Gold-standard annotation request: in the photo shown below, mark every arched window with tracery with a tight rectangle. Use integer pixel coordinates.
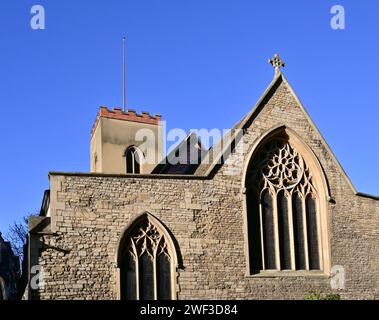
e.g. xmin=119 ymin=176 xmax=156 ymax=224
xmin=246 ymin=135 xmax=324 ymax=273
xmin=119 ymin=215 xmax=176 ymax=300
xmin=125 ymin=146 xmax=141 ymax=174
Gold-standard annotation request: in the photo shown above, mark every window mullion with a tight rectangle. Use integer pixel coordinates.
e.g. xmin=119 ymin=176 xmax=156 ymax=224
xmin=131 ymin=239 xmax=139 ymax=300
xmin=153 ymin=238 xmax=161 ymax=300
xmin=132 ymin=153 xmax=135 ymax=174
xmin=273 ymin=190 xmax=281 ymax=270
xmin=135 ymin=153 xmax=138 ymax=173
xmin=153 ymin=254 xmax=157 ymax=300
xmin=259 ymin=198 xmax=266 ymax=270
xmin=288 ymin=191 xmax=296 ymax=271
xmin=301 ymin=196 xmax=310 ymax=271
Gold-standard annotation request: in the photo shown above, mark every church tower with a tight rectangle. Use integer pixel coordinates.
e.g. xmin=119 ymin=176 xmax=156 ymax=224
xmin=90 ymin=106 xmax=163 ymax=174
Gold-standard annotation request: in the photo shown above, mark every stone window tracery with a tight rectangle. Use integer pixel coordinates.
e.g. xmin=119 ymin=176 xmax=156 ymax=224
xmin=120 ymin=218 xmax=172 ymax=300
xmin=246 ymin=138 xmax=321 ymax=272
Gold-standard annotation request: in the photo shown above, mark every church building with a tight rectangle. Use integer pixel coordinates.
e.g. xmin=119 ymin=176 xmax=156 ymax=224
xmin=26 ymin=55 xmax=378 ymax=300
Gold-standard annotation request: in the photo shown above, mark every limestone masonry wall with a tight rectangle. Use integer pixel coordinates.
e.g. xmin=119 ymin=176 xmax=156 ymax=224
xmin=32 ymin=78 xmax=378 ymax=300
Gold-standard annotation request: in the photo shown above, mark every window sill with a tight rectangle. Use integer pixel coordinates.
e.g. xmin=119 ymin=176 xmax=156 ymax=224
xmin=246 ymin=270 xmax=329 ymax=278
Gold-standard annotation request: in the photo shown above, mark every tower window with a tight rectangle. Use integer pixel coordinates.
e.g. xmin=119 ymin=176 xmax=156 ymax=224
xmin=125 ymin=146 xmax=141 ymax=174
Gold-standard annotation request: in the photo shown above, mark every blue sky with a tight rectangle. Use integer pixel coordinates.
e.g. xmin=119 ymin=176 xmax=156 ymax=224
xmin=0 ymin=0 xmax=378 ymax=234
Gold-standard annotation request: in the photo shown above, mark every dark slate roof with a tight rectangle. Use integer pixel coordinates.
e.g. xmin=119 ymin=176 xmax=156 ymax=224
xmin=152 ymin=132 xmax=206 ymax=174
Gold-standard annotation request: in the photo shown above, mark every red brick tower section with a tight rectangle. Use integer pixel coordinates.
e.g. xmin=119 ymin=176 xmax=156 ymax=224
xmin=91 ymin=106 xmax=162 ymax=138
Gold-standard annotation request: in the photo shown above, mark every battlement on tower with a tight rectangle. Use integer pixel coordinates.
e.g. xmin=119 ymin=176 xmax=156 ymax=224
xmin=91 ymin=106 xmax=162 ymax=138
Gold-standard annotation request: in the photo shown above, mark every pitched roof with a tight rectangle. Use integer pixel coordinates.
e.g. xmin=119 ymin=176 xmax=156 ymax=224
xmin=192 ymin=71 xmax=378 ymax=199
xmin=194 ymin=71 xmax=283 ymax=176
xmin=152 ymin=132 xmax=206 ymax=174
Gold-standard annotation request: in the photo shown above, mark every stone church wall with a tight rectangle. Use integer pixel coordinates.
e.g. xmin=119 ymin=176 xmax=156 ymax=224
xmin=31 ymin=77 xmax=378 ymax=300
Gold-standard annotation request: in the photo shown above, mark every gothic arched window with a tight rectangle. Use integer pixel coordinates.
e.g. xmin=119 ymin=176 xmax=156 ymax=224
xmin=246 ymin=137 xmax=323 ymax=273
xmin=125 ymin=146 xmax=141 ymax=174
xmin=119 ymin=216 xmax=175 ymax=300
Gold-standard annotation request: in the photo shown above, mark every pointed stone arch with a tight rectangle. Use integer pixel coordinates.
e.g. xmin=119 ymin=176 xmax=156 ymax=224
xmin=242 ymin=125 xmax=331 ymax=276
xmin=116 ymin=212 xmax=178 ymax=300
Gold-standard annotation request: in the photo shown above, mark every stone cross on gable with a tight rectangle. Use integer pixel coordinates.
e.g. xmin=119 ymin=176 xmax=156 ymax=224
xmin=269 ymin=54 xmax=285 ymax=74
